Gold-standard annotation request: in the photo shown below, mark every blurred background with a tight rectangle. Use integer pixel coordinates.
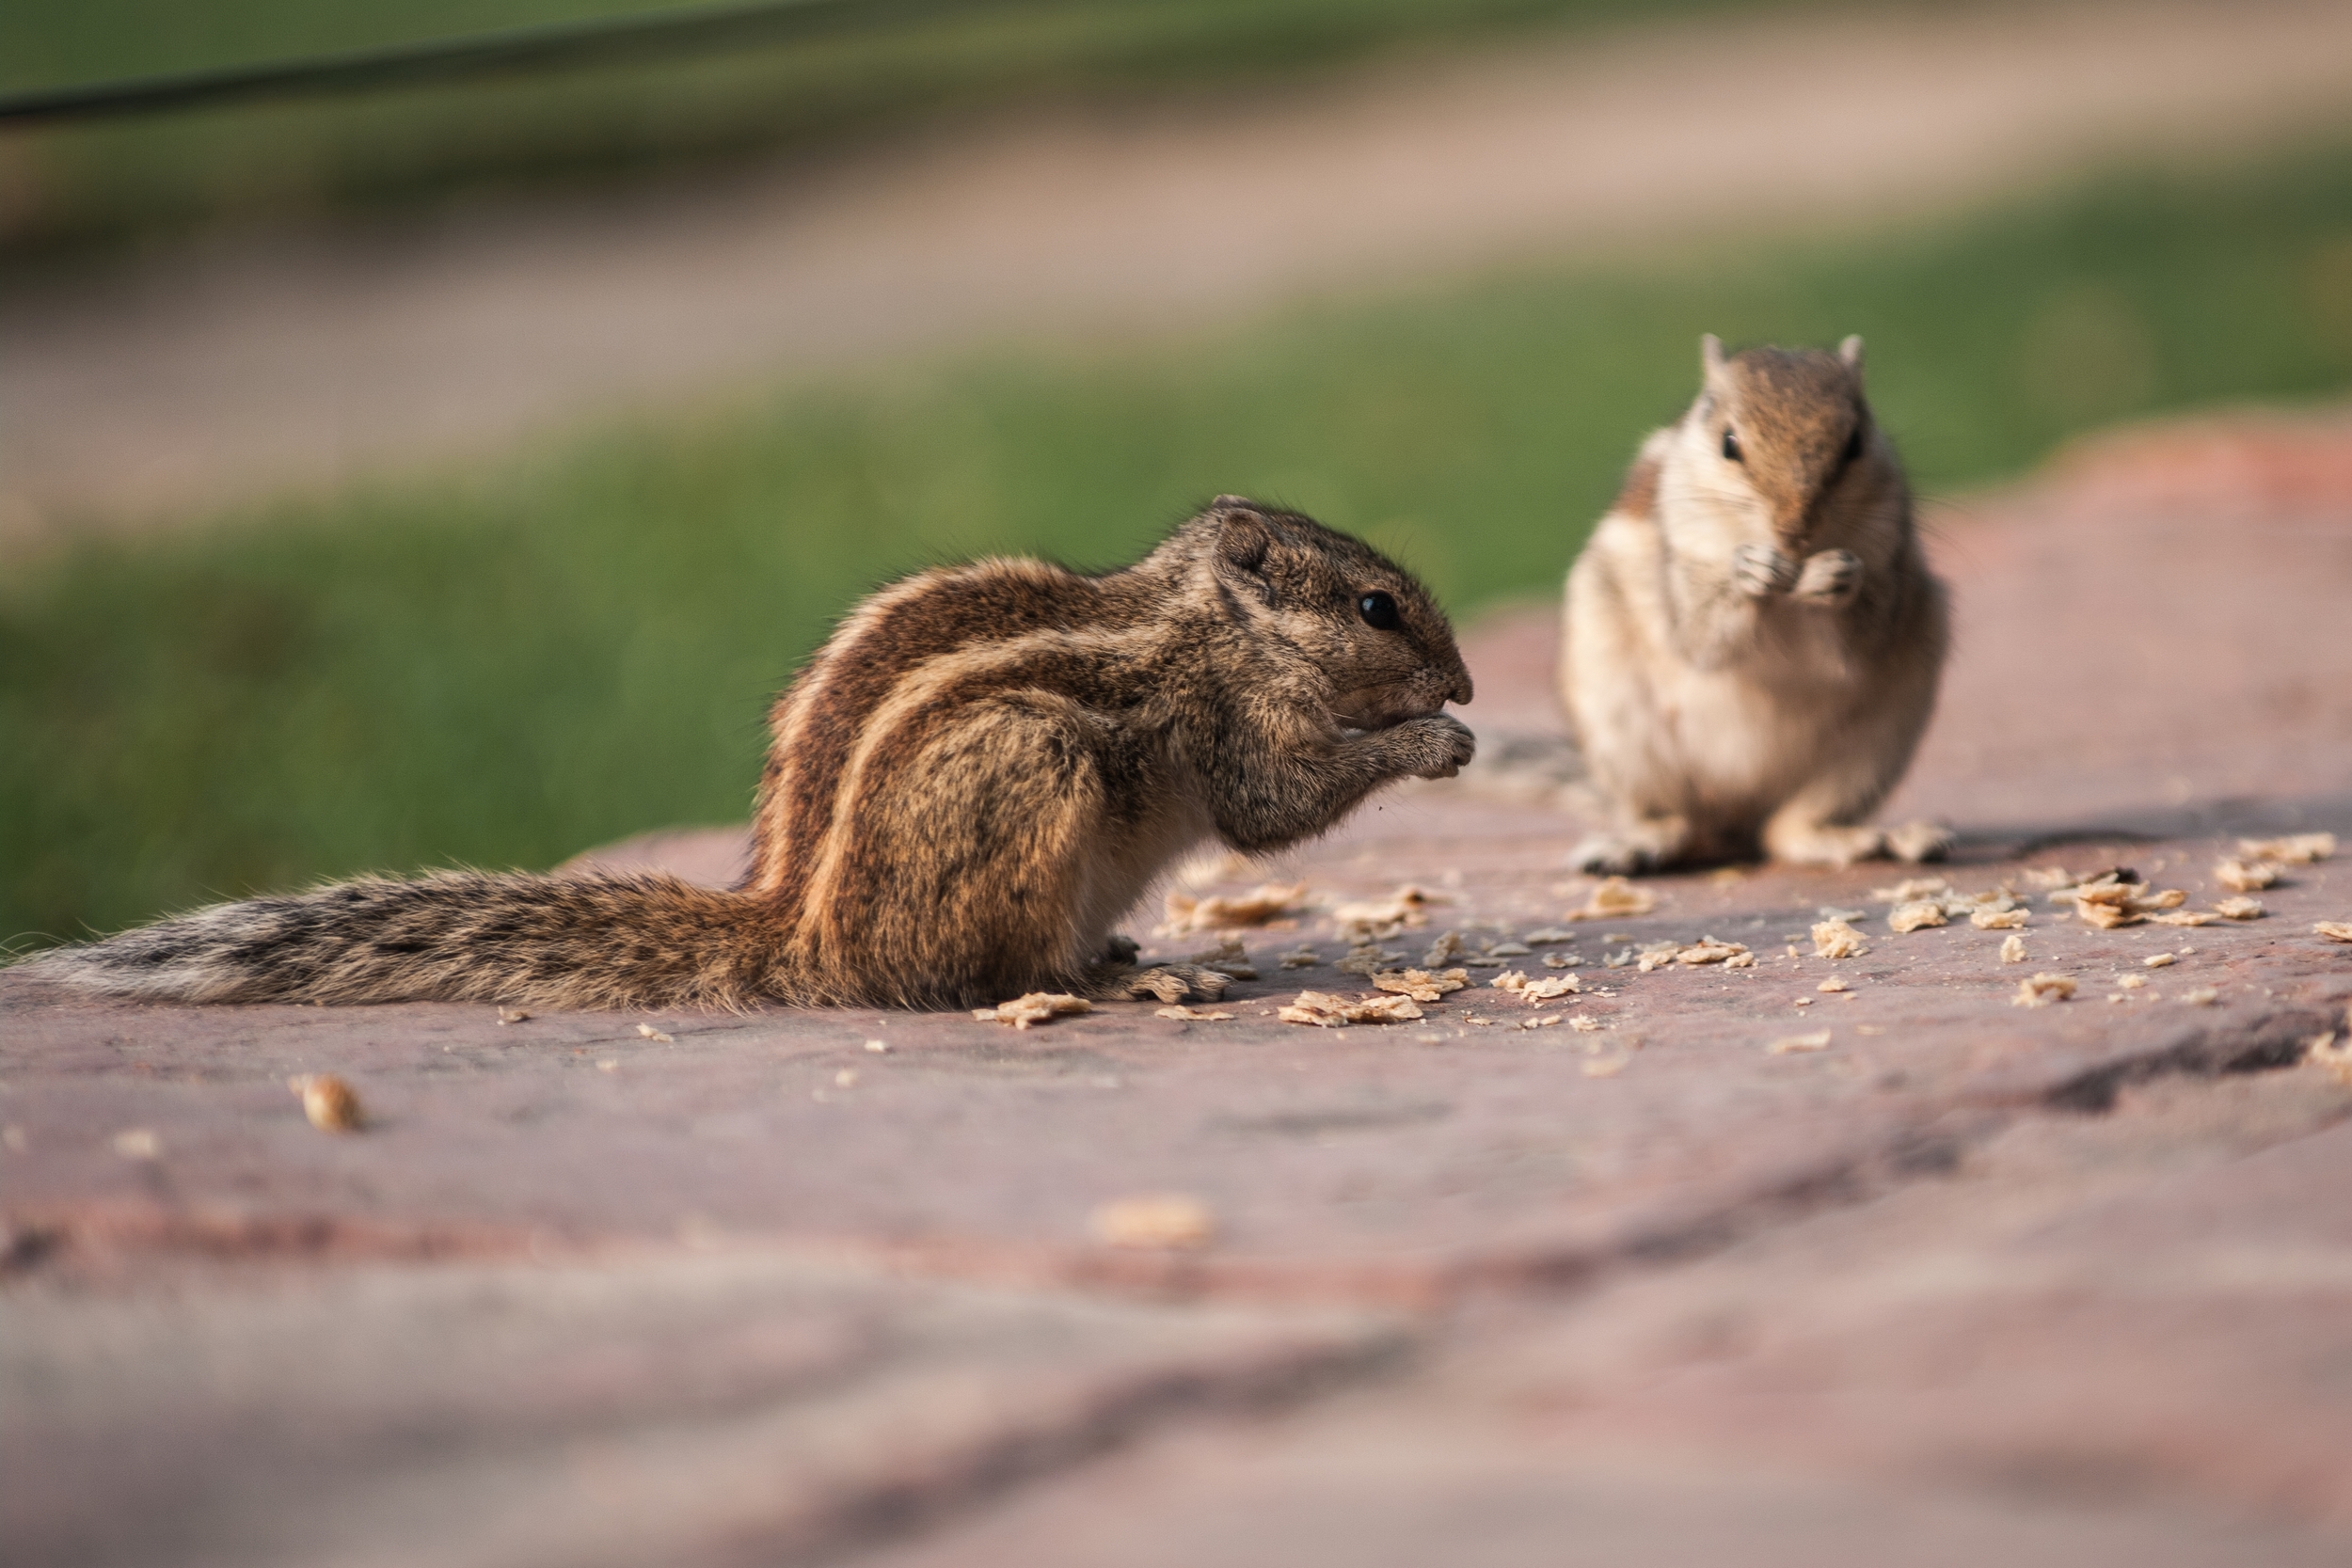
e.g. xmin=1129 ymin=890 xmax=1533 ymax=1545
xmin=5 ymin=0 xmax=2351 ymax=946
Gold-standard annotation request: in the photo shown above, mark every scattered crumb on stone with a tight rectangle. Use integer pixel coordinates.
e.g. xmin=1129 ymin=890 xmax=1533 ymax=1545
xmin=2068 ymin=872 xmax=2190 ymax=928
xmin=1421 ymin=930 xmax=1467 ymax=966
xmin=1888 ymin=900 xmax=1947 ymax=934
xmin=2145 ymin=910 xmax=2220 ymax=927
xmin=2014 ymin=973 xmax=2076 ymax=1007
xmin=1494 ymin=971 xmax=1580 ymax=1002
xmin=1582 ymin=1054 xmax=1629 ymax=1077
xmin=1812 ymin=918 xmax=1868 ymax=959
xmin=1819 ymin=906 xmax=1870 ymax=923
xmin=597 ymin=1059 xmax=619 ymax=1072
xmin=1523 ymin=927 xmax=1579 ymax=945
xmin=975 ymin=993 xmax=1092 ymax=1029
xmin=289 ymin=1073 xmax=363 ymax=1132
xmin=496 ymin=1006 xmax=531 ymax=1025
xmin=1279 ymin=990 xmax=1424 ymax=1027
xmin=1162 ymin=881 xmax=1309 ymax=934
xmin=834 ymin=1069 xmax=859 ymax=1088
xmin=1566 ymin=877 xmax=1657 ymax=921
xmin=2144 ymin=953 xmax=2177 ymax=969
xmin=2215 ymin=858 xmax=2280 ymax=894
xmin=2178 ymin=986 xmax=2220 ymax=1006
xmin=865 ymin=1039 xmax=889 ymax=1053
xmin=1374 ymin=967 xmax=1470 ymax=1002
xmin=1155 ymin=1005 xmax=1236 ymax=1021
xmin=111 ymin=1128 xmax=160 ymax=1160
xmin=1818 ymin=977 xmax=1849 ymax=993
xmin=1768 ymin=1030 xmax=1832 ymax=1053
xmin=1724 ymin=952 xmax=1756 ymax=969
xmin=1872 ymin=876 xmax=1950 ymax=903
xmin=2316 ymin=922 xmax=2352 ymax=943
xmin=2000 ymin=934 xmax=2027 ymax=965
xmin=2118 ymin=974 xmax=2149 ymax=989
xmin=2017 ymin=866 xmax=2078 ymax=890
xmin=1336 ymin=943 xmax=1407 ymax=977
xmin=1856 ymin=1025 xmax=1886 ymax=1037
xmin=637 ymin=1024 xmax=674 ymax=1042
xmin=1278 ymin=946 xmax=1321 ymax=969
xmin=1330 ymin=885 xmax=1448 ymax=942
xmin=1185 ymin=936 xmax=1259 ymax=979
xmin=1091 ymin=1194 xmax=1215 ymax=1250
xmin=1677 ymin=937 xmax=1751 ymax=966
xmin=1569 ymin=1015 xmax=1601 ymax=1032
xmin=2240 ymin=832 xmax=2335 ymax=863
xmin=1971 ymin=907 xmax=2028 ymax=929
xmin=2215 ymin=897 xmax=2265 ymax=921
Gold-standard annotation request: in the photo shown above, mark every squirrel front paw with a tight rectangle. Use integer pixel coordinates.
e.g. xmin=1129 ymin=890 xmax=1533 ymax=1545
xmin=1732 ymin=544 xmax=1801 ymax=599
xmin=1793 ymin=548 xmax=1862 ymax=605
xmin=1391 ymin=713 xmax=1477 ymax=780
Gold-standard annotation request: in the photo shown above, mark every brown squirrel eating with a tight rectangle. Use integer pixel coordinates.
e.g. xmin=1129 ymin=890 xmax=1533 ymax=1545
xmin=22 ymin=499 xmax=1473 ymax=1010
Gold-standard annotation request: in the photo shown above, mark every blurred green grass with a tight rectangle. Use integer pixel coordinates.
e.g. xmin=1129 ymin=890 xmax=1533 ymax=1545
xmin=8 ymin=141 xmax=2352 ymax=945
xmin=0 ymin=0 xmax=1777 ymax=256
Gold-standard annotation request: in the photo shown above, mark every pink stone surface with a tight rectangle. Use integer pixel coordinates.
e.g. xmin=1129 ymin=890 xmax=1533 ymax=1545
xmin=5 ymin=411 xmax=2351 ymax=1565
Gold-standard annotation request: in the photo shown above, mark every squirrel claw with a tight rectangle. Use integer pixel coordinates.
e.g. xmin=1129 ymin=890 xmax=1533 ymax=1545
xmin=1793 ymin=548 xmax=1862 ymax=605
xmin=1733 ymin=543 xmax=1801 ymax=599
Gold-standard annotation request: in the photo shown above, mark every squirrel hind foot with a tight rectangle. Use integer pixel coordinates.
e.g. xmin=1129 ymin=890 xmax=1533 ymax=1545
xmin=1885 ymin=820 xmax=1955 ymax=863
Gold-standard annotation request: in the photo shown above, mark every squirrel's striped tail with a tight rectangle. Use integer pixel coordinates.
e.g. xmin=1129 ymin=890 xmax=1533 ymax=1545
xmin=14 ymin=871 xmax=785 ymax=1010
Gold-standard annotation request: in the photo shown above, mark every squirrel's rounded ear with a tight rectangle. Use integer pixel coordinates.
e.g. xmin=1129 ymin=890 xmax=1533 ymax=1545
xmin=1839 ymin=335 xmax=1865 ymax=370
xmin=1700 ymin=334 xmax=1726 ymax=377
xmin=1211 ymin=503 xmax=1272 ymax=582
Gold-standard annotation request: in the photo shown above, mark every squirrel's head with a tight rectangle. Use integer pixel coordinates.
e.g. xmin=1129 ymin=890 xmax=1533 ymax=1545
xmin=1190 ymin=498 xmax=1471 ymax=729
xmin=1687 ymin=334 xmax=1883 ymax=548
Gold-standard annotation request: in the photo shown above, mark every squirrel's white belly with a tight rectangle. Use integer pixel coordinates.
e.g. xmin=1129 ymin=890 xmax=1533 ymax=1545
xmin=1650 ymin=659 xmax=1846 ymax=818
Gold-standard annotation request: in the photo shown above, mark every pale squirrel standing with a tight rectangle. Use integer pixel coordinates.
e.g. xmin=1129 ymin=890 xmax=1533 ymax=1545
xmin=1559 ymin=335 xmax=1949 ymax=872
xmin=23 ymin=500 xmax=1475 ymax=1010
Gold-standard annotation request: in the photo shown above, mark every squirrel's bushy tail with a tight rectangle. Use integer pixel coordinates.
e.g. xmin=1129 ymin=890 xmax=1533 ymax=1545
xmin=16 ymin=871 xmax=784 ymax=1010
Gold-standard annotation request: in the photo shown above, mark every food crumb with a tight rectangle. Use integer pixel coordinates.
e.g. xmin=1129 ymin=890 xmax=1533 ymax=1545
xmin=637 ymin=1024 xmax=674 ymax=1043
xmin=1162 ymin=881 xmax=1308 ymax=933
xmin=1567 ymin=877 xmax=1658 ymax=921
xmin=1091 ymin=1194 xmax=1216 ymax=1250
xmin=865 ymin=1039 xmax=889 ymax=1053
xmin=1581 ymin=1053 xmax=1630 ymax=1077
xmin=834 ymin=1069 xmax=859 ymax=1088
xmin=1812 ymin=919 xmax=1868 ymax=959
xmin=1768 ymin=1030 xmax=1832 ymax=1054
xmin=1818 ymin=977 xmax=1850 ymax=993
xmin=975 ymin=993 xmax=1092 ymax=1029
xmin=2117 ymin=974 xmax=2148 ymax=990
xmin=1155 ymin=1005 xmax=1236 ymax=1022
xmin=2214 ymin=897 xmax=2265 ymax=921
xmin=1887 ymin=900 xmax=1947 ymax=934
xmin=1279 ymin=990 xmax=1424 ymax=1027
xmin=2215 ymin=858 xmax=2280 ymax=894
xmin=2000 ymin=934 xmax=2026 ymax=965
xmin=2316 ymin=922 xmax=2352 ymax=944
xmin=1971 ymin=907 xmax=2028 ymax=930
xmin=597 ymin=1059 xmax=619 ymax=1072
xmin=289 ymin=1074 xmax=363 ymax=1132
xmin=1374 ymin=967 xmax=1471 ymax=1002
xmin=2144 ymin=953 xmax=2177 ymax=969
xmin=2240 ymin=833 xmax=2335 ymax=863
xmin=2178 ymin=986 xmax=2220 ymax=1006
xmin=496 ymin=1006 xmax=531 ymax=1025
xmin=2013 ymin=973 xmax=2076 ymax=1007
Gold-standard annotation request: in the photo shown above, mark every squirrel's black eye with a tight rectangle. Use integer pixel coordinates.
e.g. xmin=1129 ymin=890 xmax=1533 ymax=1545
xmin=1840 ymin=425 xmax=1865 ymax=466
xmin=1358 ymin=591 xmax=1401 ymax=631
xmin=1722 ymin=427 xmax=1742 ymax=463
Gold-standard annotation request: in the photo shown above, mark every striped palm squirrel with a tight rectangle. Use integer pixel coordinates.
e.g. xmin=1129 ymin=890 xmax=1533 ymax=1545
xmin=22 ymin=499 xmax=1474 ymax=1010
xmin=1559 ymin=335 xmax=1949 ymax=871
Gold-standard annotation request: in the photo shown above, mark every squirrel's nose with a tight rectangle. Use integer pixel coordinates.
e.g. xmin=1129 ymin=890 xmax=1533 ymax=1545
xmin=1448 ymin=671 xmax=1474 ymax=706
